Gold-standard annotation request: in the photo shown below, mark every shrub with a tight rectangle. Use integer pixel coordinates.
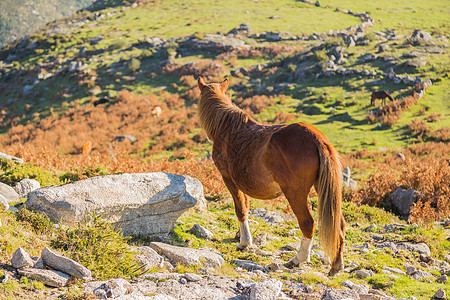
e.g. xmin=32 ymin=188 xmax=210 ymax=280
xmin=313 ymin=50 xmax=328 ymax=62
xmin=0 ymin=159 xmax=60 ymax=187
xmin=51 ymin=214 xmax=145 ymax=280
xmin=16 ymin=207 xmax=53 ymax=235
xmin=128 ymin=58 xmax=141 ymax=73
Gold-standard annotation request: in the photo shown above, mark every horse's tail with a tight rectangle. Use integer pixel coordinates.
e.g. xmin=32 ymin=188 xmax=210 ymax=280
xmin=316 ymin=141 xmax=344 ymax=263
xmin=385 ymin=91 xmax=394 ymax=102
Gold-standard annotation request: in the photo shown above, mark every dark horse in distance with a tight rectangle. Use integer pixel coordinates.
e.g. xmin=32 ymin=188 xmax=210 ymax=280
xmin=197 ymin=77 xmax=345 ymax=275
xmin=371 ymin=90 xmax=394 ymax=106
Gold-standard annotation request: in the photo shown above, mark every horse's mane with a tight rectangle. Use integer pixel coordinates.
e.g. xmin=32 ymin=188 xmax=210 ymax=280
xmin=198 ymin=85 xmax=254 ymax=139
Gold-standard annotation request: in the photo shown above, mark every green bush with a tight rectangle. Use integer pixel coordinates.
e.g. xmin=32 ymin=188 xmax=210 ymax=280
xmin=313 ymin=49 xmax=329 ymax=62
xmin=59 ymin=166 xmax=109 ymax=183
xmin=128 ymin=58 xmax=141 ymax=73
xmin=324 ymin=37 xmax=345 ymax=48
xmin=16 ymin=207 xmax=54 ymax=235
xmin=50 ymin=214 xmax=145 ymax=280
xmin=0 ymin=159 xmax=60 ymax=187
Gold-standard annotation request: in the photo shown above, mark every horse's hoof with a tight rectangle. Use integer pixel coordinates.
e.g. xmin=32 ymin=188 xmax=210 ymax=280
xmin=328 ymin=267 xmax=342 ymax=276
xmin=236 ymin=244 xmax=248 ymax=251
xmin=284 ymin=260 xmax=299 ymax=269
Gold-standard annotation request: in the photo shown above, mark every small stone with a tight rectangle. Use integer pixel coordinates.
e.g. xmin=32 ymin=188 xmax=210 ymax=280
xmin=365 ymin=224 xmax=377 ymax=232
xmin=434 ymin=288 xmax=446 ymax=299
xmin=18 ymin=268 xmax=70 ymax=287
xmin=341 ymin=280 xmax=355 ymax=288
xmin=254 ymin=233 xmax=268 ymax=246
xmin=406 ymin=265 xmax=417 ymax=275
xmin=250 ymin=279 xmax=283 ymax=300
xmin=190 ymin=224 xmax=214 ymax=240
xmin=354 ymin=269 xmax=374 ymax=279
xmin=41 ymin=247 xmax=91 ymax=280
xmin=184 ymin=273 xmax=202 ymax=282
xmin=372 ymin=234 xmax=384 ymax=241
xmin=233 ymin=260 xmax=265 ymax=271
xmin=384 ymin=266 xmax=406 ymax=275
xmin=445 ymin=254 xmax=450 ymax=264
xmin=282 ymin=243 xmax=301 ymax=252
xmin=11 ymin=247 xmax=34 ymax=269
xmin=14 ymin=179 xmax=40 ymax=197
xmin=103 ymin=278 xmax=134 ymax=298
xmin=180 ymin=277 xmax=187 ymax=284
xmin=436 ymin=275 xmax=447 ymax=284
xmin=412 ymin=269 xmax=432 ymax=280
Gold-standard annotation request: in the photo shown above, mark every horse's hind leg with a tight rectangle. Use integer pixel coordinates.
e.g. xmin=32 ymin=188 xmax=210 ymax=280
xmin=222 ymin=176 xmax=252 ymax=250
xmin=282 ymin=188 xmax=315 ymax=267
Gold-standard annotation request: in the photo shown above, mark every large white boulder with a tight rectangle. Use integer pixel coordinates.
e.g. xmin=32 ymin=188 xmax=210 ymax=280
xmin=25 ymin=172 xmax=205 ymax=237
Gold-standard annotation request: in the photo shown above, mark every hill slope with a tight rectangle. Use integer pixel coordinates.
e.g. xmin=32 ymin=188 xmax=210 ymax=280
xmin=0 ymin=0 xmax=94 ymax=47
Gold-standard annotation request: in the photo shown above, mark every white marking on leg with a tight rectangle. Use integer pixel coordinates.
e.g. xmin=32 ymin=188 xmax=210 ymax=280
xmin=292 ymin=236 xmax=313 ymax=264
xmin=238 ymin=220 xmax=252 ymax=247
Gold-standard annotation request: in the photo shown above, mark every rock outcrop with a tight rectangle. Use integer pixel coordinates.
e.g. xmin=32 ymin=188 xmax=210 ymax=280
xmin=26 ymin=172 xmax=205 ymax=237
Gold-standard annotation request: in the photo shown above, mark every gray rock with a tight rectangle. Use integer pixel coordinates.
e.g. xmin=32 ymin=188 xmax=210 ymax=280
xmin=378 ymin=44 xmax=389 ymax=52
xmin=15 ymin=179 xmax=40 ymax=197
xmin=18 ymin=268 xmax=70 ymax=287
xmin=373 ymin=234 xmax=384 ymax=241
xmin=389 ymin=187 xmax=417 ymax=216
xmin=365 ymin=224 xmax=377 ymax=232
xmin=0 ymin=182 xmax=20 ymax=203
xmin=11 ymin=247 xmax=34 ymax=269
xmin=23 ymin=85 xmax=34 ymax=95
xmin=0 ymin=194 xmax=8 ymax=211
xmin=282 ymin=243 xmax=301 ymax=252
xmin=134 ymin=246 xmax=165 ymax=271
xmin=354 ymin=269 xmax=374 ymax=278
xmin=254 ymin=232 xmax=268 ymax=246
xmin=233 ymin=260 xmax=265 ymax=271
xmin=376 ymin=241 xmax=397 ymax=252
xmin=436 ymin=275 xmax=447 ymax=284
xmin=90 ymin=35 xmax=104 ymax=45
xmin=184 ymin=273 xmax=202 ymax=282
xmin=0 ymin=152 xmax=23 ymax=164
xmin=26 ymin=172 xmax=204 ymax=237
xmin=411 ymin=30 xmax=432 ymax=41
xmin=412 ymin=269 xmax=432 ymax=280
xmin=342 ymin=167 xmax=350 ymax=182
xmin=314 ymin=250 xmax=331 ymax=265
xmin=103 ymin=278 xmax=134 ymax=298
xmin=249 ymin=208 xmax=287 ymax=224
xmin=41 ymin=247 xmax=91 ymax=280
xmin=397 ymin=242 xmax=431 ymax=256
xmin=406 ymin=265 xmax=417 ymax=275
xmin=190 ymin=224 xmax=214 ymax=239
xmin=250 ymin=279 xmax=282 ymax=300
xmin=323 ymin=288 xmax=360 ymax=300
xmin=384 ymin=266 xmax=406 ymax=275
xmin=150 ymin=242 xmax=224 ymax=268
xmin=347 ymin=36 xmax=356 ymax=47
xmin=434 ymin=288 xmax=446 ymax=299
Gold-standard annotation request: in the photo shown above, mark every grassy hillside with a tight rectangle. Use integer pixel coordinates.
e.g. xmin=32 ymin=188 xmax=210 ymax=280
xmin=0 ymin=0 xmax=94 ymax=47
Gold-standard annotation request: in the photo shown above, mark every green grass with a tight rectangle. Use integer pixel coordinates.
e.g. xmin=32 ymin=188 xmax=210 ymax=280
xmin=319 ymin=0 xmax=449 ymax=34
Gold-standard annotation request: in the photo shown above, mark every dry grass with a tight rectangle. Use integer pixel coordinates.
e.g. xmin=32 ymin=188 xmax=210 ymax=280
xmin=345 ymin=142 xmax=450 ymax=223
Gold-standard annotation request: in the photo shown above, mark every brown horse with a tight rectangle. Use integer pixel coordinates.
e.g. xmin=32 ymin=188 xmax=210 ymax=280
xmin=197 ymin=77 xmax=345 ymax=275
xmin=371 ymin=90 xmax=394 ymax=106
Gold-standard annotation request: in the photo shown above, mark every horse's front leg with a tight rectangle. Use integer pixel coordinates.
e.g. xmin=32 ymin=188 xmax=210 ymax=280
xmin=222 ymin=176 xmax=252 ymax=250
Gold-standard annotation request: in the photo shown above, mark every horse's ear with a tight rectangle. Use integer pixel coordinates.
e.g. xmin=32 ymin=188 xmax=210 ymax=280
xmin=220 ymin=78 xmax=229 ymax=93
xmin=197 ymin=76 xmax=207 ymax=91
